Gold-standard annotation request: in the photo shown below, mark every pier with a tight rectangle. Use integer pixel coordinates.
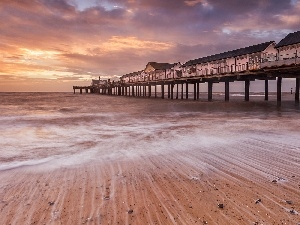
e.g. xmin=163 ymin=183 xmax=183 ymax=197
xmin=73 ymin=31 xmax=300 ymax=103
xmin=73 ymin=64 xmax=300 ymax=104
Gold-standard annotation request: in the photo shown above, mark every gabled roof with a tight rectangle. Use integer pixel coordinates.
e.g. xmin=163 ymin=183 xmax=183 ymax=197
xmin=121 ymin=71 xmax=143 ymax=78
xmin=183 ymin=41 xmax=275 ymax=67
xmin=147 ymin=62 xmax=175 ymax=70
xmin=276 ymin=30 xmax=300 ymax=48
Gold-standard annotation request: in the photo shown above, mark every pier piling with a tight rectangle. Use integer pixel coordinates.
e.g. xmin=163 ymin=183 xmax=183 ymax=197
xmin=197 ymin=82 xmax=200 ymax=100
xmin=186 ymin=83 xmax=189 ymax=99
xmin=194 ymin=83 xmax=197 ymax=101
xmin=208 ymin=82 xmax=213 ymax=101
xmin=277 ymin=77 xmax=282 ymax=102
xmin=245 ymin=80 xmax=250 ymax=101
xmin=225 ymin=80 xmax=230 ymax=102
xmin=265 ymin=80 xmax=269 ymax=101
xmin=296 ymin=78 xmax=300 ymax=102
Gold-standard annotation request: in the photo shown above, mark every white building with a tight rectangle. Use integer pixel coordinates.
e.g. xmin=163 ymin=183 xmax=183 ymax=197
xmin=144 ymin=62 xmax=181 ymax=81
xmin=91 ymin=78 xmax=107 ymax=86
xmin=276 ymin=31 xmax=300 ymax=60
xmin=261 ymin=30 xmax=300 ymax=68
xmin=182 ymin=41 xmax=277 ymax=77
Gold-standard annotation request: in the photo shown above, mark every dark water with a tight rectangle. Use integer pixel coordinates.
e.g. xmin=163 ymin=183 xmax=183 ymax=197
xmin=0 ymin=92 xmax=299 ymax=171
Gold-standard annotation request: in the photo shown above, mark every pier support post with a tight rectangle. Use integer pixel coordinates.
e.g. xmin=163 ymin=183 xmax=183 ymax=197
xmin=171 ymin=83 xmax=174 ymax=99
xmin=161 ymin=84 xmax=164 ymax=99
xmin=181 ymin=83 xmax=184 ymax=99
xmin=194 ymin=83 xmax=197 ymax=100
xmin=296 ymin=78 xmax=300 ymax=103
xmin=80 ymin=88 xmax=82 ymax=94
xmin=168 ymin=84 xmax=170 ymax=99
xmin=197 ymin=82 xmax=200 ymax=100
xmin=265 ymin=80 xmax=269 ymax=101
xmin=186 ymin=83 xmax=189 ymax=99
xmin=132 ymin=85 xmax=135 ymax=97
xmin=208 ymin=82 xmax=213 ymax=101
xmin=155 ymin=85 xmax=157 ymax=98
xmin=125 ymin=86 xmax=127 ymax=96
xmin=277 ymin=77 xmax=282 ymax=102
xmin=225 ymin=80 xmax=230 ymax=102
xmin=176 ymin=83 xmax=179 ymax=99
xmin=149 ymin=85 xmax=151 ymax=98
xmin=73 ymin=89 xmax=75 ymax=94
xmin=245 ymin=80 xmax=250 ymax=101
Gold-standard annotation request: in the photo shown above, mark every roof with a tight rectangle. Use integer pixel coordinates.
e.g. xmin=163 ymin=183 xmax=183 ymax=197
xmin=147 ymin=62 xmax=175 ymax=70
xmin=91 ymin=79 xmax=100 ymax=84
xmin=121 ymin=71 xmax=143 ymax=78
xmin=182 ymin=41 xmax=275 ymax=67
xmin=276 ymin=30 xmax=300 ymax=48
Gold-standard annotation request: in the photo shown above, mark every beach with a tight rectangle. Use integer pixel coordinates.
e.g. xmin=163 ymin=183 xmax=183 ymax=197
xmin=0 ymin=93 xmax=299 ymax=224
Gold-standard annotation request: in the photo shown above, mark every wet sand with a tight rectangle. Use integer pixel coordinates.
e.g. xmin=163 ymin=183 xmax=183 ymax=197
xmin=1 ymin=137 xmax=299 ymax=224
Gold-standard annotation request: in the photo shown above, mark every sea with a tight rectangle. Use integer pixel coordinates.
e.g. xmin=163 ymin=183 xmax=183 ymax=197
xmin=0 ymin=92 xmax=299 ymax=173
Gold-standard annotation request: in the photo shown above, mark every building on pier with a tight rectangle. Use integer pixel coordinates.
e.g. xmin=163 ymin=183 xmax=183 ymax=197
xmin=261 ymin=31 xmax=300 ymax=68
xmin=181 ymin=41 xmax=277 ymax=77
xmin=144 ymin=62 xmax=182 ymax=81
xmin=276 ymin=30 xmax=300 ymax=60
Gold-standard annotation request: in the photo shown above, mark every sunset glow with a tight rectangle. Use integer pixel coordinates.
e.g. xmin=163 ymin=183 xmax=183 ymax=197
xmin=0 ymin=0 xmax=299 ymax=91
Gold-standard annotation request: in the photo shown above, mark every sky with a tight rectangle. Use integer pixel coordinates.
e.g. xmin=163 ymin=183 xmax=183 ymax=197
xmin=0 ymin=0 xmax=300 ymax=92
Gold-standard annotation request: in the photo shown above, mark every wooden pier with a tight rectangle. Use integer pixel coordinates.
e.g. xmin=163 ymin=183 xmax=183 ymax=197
xmin=73 ymin=65 xmax=300 ymax=103
xmin=74 ymin=30 xmax=300 ymax=104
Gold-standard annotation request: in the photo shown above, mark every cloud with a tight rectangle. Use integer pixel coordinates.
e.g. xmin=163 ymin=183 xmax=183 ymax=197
xmin=0 ymin=0 xmax=299 ymax=91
